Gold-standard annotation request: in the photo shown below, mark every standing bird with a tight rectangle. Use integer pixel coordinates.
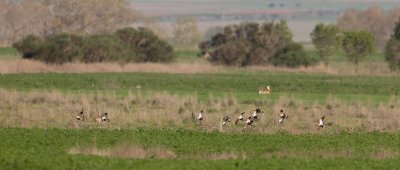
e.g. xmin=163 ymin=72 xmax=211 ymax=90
xmin=235 ymin=112 xmax=245 ymax=125
xmin=318 ymin=115 xmax=325 ymax=128
xmin=252 ymin=108 xmax=263 ymax=120
xmin=222 ymin=115 xmax=231 ymax=125
xmin=76 ymin=108 xmax=84 ymax=121
xmin=198 ymin=110 xmax=204 ymax=123
xmin=279 ymin=109 xmax=288 ymax=124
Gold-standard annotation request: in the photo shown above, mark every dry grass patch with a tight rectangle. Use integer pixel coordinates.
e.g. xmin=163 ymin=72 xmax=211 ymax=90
xmin=264 ymin=150 xmax=355 ymax=159
xmin=0 ymin=59 xmax=221 ymax=74
xmin=1 ymin=89 xmax=400 ymax=133
xmin=68 ymin=143 xmax=176 ymax=159
xmin=0 ymin=59 xmax=397 ymax=76
xmin=68 ymin=143 xmax=247 ymax=160
xmin=370 ymin=148 xmax=400 ymax=160
xmin=183 ymin=152 xmax=247 ymax=160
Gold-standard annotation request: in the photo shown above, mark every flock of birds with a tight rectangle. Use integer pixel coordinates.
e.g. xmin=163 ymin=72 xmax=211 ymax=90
xmin=75 ymin=107 xmax=327 ymax=129
xmin=74 ymin=85 xmax=328 ymax=129
xmin=197 ymin=108 xmax=327 ymax=129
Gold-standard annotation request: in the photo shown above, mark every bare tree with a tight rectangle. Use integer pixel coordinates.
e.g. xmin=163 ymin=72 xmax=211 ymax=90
xmin=337 ymin=6 xmax=400 ymax=49
xmin=1 ymin=1 xmax=50 ymax=45
xmin=0 ymin=0 xmax=137 ymax=46
xmin=143 ymin=17 xmax=168 ymax=40
xmin=41 ymin=0 xmax=136 ymax=34
xmin=172 ymin=16 xmax=202 ymax=48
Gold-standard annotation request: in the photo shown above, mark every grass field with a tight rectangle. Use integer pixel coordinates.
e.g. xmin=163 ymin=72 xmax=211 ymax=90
xmin=0 ymin=72 xmax=398 ymax=103
xmin=1 ymin=47 xmax=400 ymax=169
xmin=0 ymin=47 xmax=19 ymax=60
xmin=2 ymin=128 xmax=400 ymax=169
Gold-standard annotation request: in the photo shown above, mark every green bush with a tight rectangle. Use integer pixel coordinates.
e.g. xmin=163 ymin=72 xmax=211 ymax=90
xmin=116 ymin=27 xmax=175 ymax=63
xmin=271 ymin=42 xmax=316 ymax=68
xmin=199 ymin=20 xmax=314 ymax=67
xmin=35 ymin=34 xmax=82 ymax=64
xmin=13 ymin=27 xmax=174 ymax=64
xmin=82 ymin=34 xmax=128 ymax=63
xmin=12 ymin=35 xmax=42 ymax=59
xmin=209 ymin=40 xmax=250 ymax=66
xmin=385 ymin=18 xmax=400 ymax=72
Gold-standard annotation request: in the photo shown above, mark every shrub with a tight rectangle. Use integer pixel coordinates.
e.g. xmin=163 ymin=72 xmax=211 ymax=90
xmin=271 ymin=42 xmax=316 ymax=68
xmin=385 ymin=39 xmax=400 ymax=71
xmin=116 ymin=27 xmax=175 ymax=63
xmin=12 ymin=35 xmax=42 ymax=59
xmin=13 ymin=27 xmax=175 ymax=64
xmin=209 ymin=40 xmax=250 ymax=66
xmin=82 ymin=34 xmax=128 ymax=63
xmin=385 ymin=17 xmax=400 ymax=72
xmin=35 ymin=34 xmax=82 ymax=64
xmin=199 ymin=20 xmax=309 ymax=67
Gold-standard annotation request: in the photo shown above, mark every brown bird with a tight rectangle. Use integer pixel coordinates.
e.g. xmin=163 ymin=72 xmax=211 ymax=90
xmin=252 ymin=108 xmax=263 ymax=120
xmin=222 ymin=115 xmax=231 ymax=125
xmin=245 ymin=116 xmax=255 ymax=128
xmin=279 ymin=109 xmax=288 ymax=124
xmin=198 ymin=110 xmax=204 ymax=123
xmin=235 ymin=112 xmax=245 ymax=125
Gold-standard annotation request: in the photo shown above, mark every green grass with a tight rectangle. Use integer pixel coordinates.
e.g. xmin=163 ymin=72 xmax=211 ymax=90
xmin=0 ymin=72 xmax=398 ymax=103
xmin=175 ymin=49 xmax=207 ymax=64
xmin=0 ymin=47 xmax=20 ymax=59
xmin=1 ymin=128 xmax=400 ymax=169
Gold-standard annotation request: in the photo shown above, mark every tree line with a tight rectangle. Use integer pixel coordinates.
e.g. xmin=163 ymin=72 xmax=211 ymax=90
xmin=7 ymin=1 xmax=400 ymax=71
xmin=199 ymin=15 xmax=400 ymax=72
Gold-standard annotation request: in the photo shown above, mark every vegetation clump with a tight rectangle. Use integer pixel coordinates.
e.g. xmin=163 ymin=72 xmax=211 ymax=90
xmin=199 ymin=20 xmax=317 ymax=68
xmin=342 ymin=31 xmax=375 ymax=72
xmin=385 ymin=17 xmax=400 ymax=72
xmin=13 ymin=28 xmax=175 ymax=64
xmin=310 ymin=23 xmax=342 ymax=66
